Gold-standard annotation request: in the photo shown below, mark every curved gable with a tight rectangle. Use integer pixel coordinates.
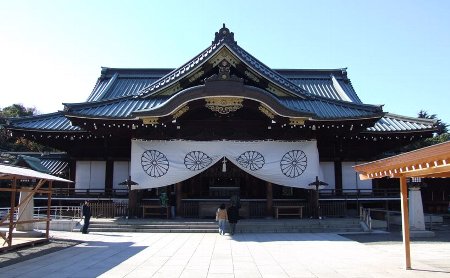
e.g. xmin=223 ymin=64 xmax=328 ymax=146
xmin=137 ymin=25 xmax=310 ymax=100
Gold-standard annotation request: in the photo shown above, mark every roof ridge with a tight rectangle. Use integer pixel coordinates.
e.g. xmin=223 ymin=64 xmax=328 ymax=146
xmin=64 ymin=94 xmax=140 ymax=110
xmin=6 ymin=111 xmax=65 ymax=122
xmin=383 ymin=112 xmax=437 ymax=124
xmin=305 ymin=94 xmax=383 ymax=112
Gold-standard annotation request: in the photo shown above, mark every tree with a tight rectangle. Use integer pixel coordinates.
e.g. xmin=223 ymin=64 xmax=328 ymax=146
xmin=401 ymin=110 xmax=449 ymax=152
xmin=1 ymin=104 xmax=37 ymax=118
xmin=0 ymin=104 xmax=52 ymax=152
xmin=418 ymin=110 xmax=448 ymax=135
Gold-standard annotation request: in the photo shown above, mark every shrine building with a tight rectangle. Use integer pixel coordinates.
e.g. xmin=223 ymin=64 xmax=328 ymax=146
xmin=6 ymin=24 xmax=436 ymax=218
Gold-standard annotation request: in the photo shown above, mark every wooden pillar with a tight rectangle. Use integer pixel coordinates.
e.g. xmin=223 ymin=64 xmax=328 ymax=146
xmin=129 ymin=189 xmax=138 ymax=218
xmin=69 ymin=159 xmax=76 ymax=194
xmin=105 ymin=160 xmax=114 ymax=196
xmin=46 ymin=181 xmax=53 ymax=239
xmin=334 ymin=160 xmax=343 ymax=195
xmin=8 ymin=178 xmax=17 ymax=247
xmin=266 ymin=182 xmax=273 ymax=218
xmin=400 ymin=175 xmax=411 ymax=270
xmin=176 ymin=182 xmax=182 ymax=216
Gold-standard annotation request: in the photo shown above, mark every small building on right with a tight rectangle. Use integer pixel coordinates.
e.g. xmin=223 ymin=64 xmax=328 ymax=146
xmin=354 ymin=141 xmax=450 ymax=270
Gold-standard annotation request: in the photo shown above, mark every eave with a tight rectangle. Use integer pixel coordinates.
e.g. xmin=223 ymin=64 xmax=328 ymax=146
xmin=354 ymin=141 xmax=450 ymax=179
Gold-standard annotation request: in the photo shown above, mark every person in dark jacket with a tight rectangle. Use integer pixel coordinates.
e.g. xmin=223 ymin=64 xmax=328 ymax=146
xmin=227 ymin=204 xmax=239 ymax=235
xmin=82 ymin=201 xmax=91 ymax=234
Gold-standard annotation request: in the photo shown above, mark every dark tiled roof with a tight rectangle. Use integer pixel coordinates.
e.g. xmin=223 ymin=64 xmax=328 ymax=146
xmin=65 ymin=97 xmax=168 ymax=118
xmin=366 ymin=113 xmax=436 ymax=132
xmin=6 ymin=25 xmax=434 ymax=134
xmin=41 ymin=159 xmax=69 ymax=175
xmin=86 ymin=68 xmax=171 ymax=102
xmin=279 ymin=98 xmax=380 ymax=119
xmin=83 ymin=67 xmax=361 ymax=103
xmin=3 ymin=152 xmax=69 ymax=176
xmin=279 ymin=69 xmax=362 ymax=104
xmin=15 ymin=155 xmax=51 ymax=174
xmin=8 ymin=113 xmax=81 ymax=132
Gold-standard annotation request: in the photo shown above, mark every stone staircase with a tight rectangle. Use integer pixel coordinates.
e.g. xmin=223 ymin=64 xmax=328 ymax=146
xmin=78 ymin=218 xmax=364 ymax=234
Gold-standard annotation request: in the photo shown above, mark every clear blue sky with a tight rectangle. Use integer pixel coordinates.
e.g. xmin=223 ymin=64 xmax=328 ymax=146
xmin=1 ymin=0 xmax=449 ymax=124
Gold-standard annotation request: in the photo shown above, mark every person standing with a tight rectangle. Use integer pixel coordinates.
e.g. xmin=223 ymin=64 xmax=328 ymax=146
xmin=82 ymin=201 xmax=91 ymax=234
xmin=227 ymin=203 xmax=239 ymax=235
xmin=215 ymin=203 xmax=228 ymax=235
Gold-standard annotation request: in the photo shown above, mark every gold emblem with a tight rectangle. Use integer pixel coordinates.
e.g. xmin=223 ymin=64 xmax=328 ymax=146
xmin=205 ymin=97 xmax=243 ymax=114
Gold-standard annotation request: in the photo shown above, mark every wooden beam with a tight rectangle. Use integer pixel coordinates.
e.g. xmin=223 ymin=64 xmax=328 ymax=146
xmin=400 ymin=175 xmax=411 ymax=270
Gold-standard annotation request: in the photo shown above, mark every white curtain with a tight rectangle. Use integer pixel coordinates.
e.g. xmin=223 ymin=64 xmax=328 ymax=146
xmin=130 ymin=140 xmax=321 ymax=190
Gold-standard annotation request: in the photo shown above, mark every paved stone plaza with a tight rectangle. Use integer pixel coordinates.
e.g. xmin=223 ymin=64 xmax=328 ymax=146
xmin=1 ymin=231 xmax=450 ymax=278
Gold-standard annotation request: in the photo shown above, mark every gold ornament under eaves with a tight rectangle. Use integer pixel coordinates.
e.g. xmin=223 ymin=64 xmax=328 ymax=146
xmin=258 ymin=105 xmax=275 ymax=119
xmin=173 ymin=105 xmax=189 ymax=119
xmin=141 ymin=117 xmax=159 ymax=125
xmin=289 ymin=118 xmax=307 ymax=126
xmin=205 ymin=97 xmax=243 ymax=114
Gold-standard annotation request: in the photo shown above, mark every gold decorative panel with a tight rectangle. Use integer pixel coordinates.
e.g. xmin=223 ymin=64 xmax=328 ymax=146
xmin=209 ymin=47 xmax=240 ymax=68
xmin=267 ymin=84 xmax=289 ymax=97
xmin=188 ymin=70 xmax=205 ymax=82
xmin=258 ymin=105 xmax=275 ymax=119
xmin=289 ymin=118 xmax=307 ymax=126
xmin=205 ymin=97 xmax=243 ymax=114
xmin=141 ymin=117 xmax=159 ymax=125
xmin=173 ymin=105 xmax=189 ymax=119
xmin=245 ymin=70 xmax=260 ymax=83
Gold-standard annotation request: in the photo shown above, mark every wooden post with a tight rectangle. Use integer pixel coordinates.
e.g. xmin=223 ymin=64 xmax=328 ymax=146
xmin=8 ymin=178 xmax=17 ymax=247
xmin=266 ymin=182 xmax=273 ymax=218
xmin=334 ymin=160 xmax=343 ymax=195
xmin=105 ymin=160 xmax=114 ymax=196
xmin=400 ymin=175 xmax=412 ymax=270
xmin=46 ymin=181 xmax=53 ymax=239
xmin=176 ymin=183 xmax=182 ymax=216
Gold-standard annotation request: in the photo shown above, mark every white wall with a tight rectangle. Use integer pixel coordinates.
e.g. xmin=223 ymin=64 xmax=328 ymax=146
xmin=75 ymin=161 xmax=106 ymax=192
xmin=320 ymin=162 xmax=335 ymax=190
xmin=113 ymin=161 xmax=130 ymax=191
xmin=342 ymin=162 xmax=372 ymax=192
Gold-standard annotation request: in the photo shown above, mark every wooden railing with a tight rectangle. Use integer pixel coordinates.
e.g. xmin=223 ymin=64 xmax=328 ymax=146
xmin=359 ymin=207 xmax=441 ymax=231
xmin=35 ymin=188 xmax=401 ymax=200
xmin=319 ymin=188 xmax=400 ymax=198
xmin=360 ymin=207 xmax=372 ymax=231
xmin=89 ymin=202 xmax=128 ymax=218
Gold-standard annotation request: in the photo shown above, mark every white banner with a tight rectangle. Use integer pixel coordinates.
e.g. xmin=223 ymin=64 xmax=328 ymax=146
xmin=130 ymin=140 xmax=321 ymax=190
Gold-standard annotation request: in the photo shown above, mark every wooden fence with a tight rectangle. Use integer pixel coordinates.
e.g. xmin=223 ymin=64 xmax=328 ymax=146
xmin=86 ymin=199 xmax=348 ymax=219
xmin=89 ymin=202 xmax=128 ymax=218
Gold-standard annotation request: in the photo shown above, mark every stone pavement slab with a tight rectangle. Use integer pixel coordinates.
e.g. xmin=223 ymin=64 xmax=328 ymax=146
xmin=1 ymin=231 xmax=449 ymax=277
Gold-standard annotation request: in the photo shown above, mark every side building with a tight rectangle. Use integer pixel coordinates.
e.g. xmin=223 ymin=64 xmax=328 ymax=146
xmin=6 ymin=25 xmax=437 ymax=218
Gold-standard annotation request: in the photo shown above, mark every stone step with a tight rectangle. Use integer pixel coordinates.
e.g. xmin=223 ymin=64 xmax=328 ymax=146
xmin=85 ymin=227 xmax=362 ymax=233
xmin=76 ymin=218 xmax=363 ymax=233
